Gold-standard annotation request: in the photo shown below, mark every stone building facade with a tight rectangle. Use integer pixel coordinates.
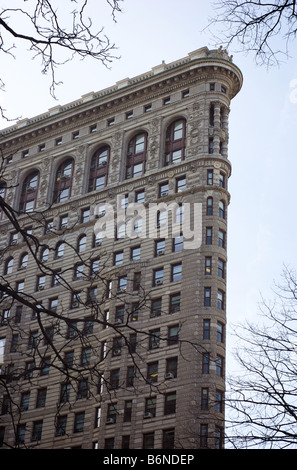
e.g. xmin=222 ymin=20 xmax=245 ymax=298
xmin=0 ymin=47 xmax=242 ymax=449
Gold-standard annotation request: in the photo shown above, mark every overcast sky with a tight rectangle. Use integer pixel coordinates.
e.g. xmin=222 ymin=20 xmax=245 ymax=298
xmin=1 ymin=0 xmax=297 ymax=370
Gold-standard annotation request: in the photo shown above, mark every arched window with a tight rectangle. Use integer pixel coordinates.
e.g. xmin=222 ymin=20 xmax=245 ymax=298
xmin=19 ymin=253 xmax=28 ymax=270
xmin=78 ymin=235 xmax=87 ymax=253
xmin=88 ymin=146 xmax=110 ymax=192
xmin=4 ymin=257 xmax=14 ymax=275
xmin=55 ymin=242 xmax=65 ymax=259
xmin=164 ymin=118 xmax=187 ymax=166
xmin=0 ymin=182 xmax=6 ymax=220
xmin=53 ymin=158 xmax=74 ymax=203
xmin=19 ymin=171 xmax=39 ymax=213
xmin=40 ymin=247 xmax=49 ymax=263
xmin=126 ymin=132 xmax=147 ymax=179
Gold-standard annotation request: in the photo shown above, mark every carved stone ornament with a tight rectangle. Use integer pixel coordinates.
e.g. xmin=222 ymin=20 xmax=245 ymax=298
xmin=146 ymin=175 xmax=156 ymax=186
xmin=76 ymin=145 xmax=87 ymax=159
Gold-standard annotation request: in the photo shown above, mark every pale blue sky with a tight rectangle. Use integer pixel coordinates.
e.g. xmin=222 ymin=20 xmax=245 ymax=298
xmin=1 ymin=0 xmax=297 ymax=368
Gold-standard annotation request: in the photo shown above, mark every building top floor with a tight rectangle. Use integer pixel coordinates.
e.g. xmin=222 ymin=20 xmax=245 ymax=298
xmin=0 ymin=46 xmax=242 ymax=141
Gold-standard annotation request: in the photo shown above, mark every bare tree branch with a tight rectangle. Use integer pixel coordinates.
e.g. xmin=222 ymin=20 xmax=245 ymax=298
xmin=226 ymin=265 xmax=297 ymax=448
xmin=208 ymin=1 xmax=297 ymax=66
xmin=0 ymin=0 xmax=123 ymax=119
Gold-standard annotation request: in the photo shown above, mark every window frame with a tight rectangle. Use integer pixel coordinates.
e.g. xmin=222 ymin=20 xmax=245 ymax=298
xmin=164 ymin=118 xmax=187 ymax=166
xmin=19 ymin=171 xmax=39 ymax=213
xmin=88 ymin=146 xmax=110 ymax=192
xmin=126 ymin=132 xmax=148 ymax=179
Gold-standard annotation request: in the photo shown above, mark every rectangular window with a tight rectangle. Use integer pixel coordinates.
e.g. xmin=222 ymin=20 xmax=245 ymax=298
xmin=147 ymin=362 xmax=158 ymax=383
xmin=81 ymin=347 xmax=91 ymax=366
xmin=205 ymin=257 xmax=212 ymax=275
xmin=168 ymin=325 xmax=179 ymax=346
xmin=90 ymin=258 xmax=100 ymax=276
xmin=129 ymin=333 xmax=137 ymax=353
xmin=36 ymin=388 xmax=47 ymax=408
xmin=207 ymin=169 xmax=213 ymax=184
xmin=149 ymin=329 xmax=160 ymax=350
xmin=171 ymin=263 xmax=182 ymax=282
xmin=206 ymin=227 xmax=213 ymax=245
xmin=203 ymin=319 xmax=211 ymax=340
xmin=200 ymin=424 xmax=208 ymax=448
xmin=218 ymin=259 xmax=225 ymax=278
xmin=20 ymin=392 xmax=30 ymax=411
xmin=166 ymin=357 xmax=178 ymax=378
xmin=81 ymin=207 xmax=90 ymax=223
xmin=31 ymin=420 xmax=43 ymax=442
xmin=16 ymin=280 xmax=24 ymax=293
xmin=151 ymin=298 xmax=162 ymax=318
xmin=219 ymin=172 xmax=226 ymax=188
xmin=114 ymin=251 xmax=124 ymax=266
xmin=209 ymin=138 xmax=214 ymax=154
xmin=163 ymin=429 xmax=175 ymax=449
xmin=218 ymin=230 xmax=225 ymax=248
xmin=202 ymin=353 xmax=210 ymax=374
xmin=164 ymin=392 xmax=176 ymax=415
xmin=122 ymin=436 xmax=130 ymax=449
xmin=159 ymin=181 xmax=169 ymax=198
xmin=126 ymin=366 xmax=135 ymax=387
xmin=169 ymin=293 xmax=181 ymax=314
xmin=135 ymin=189 xmax=145 ymax=203
xmin=143 ymin=432 xmax=154 ymax=449
xmin=130 ymin=303 xmax=139 ymax=322
xmin=145 ymin=396 xmax=156 ymax=417
xmin=153 ymin=268 xmax=163 ymax=286
xmin=217 ymin=290 xmax=225 ymax=310
xmin=118 ymin=276 xmax=127 ymax=292
xmin=110 ymin=369 xmax=120 ymax=390
xmin=201 ymin=388 xmax=209 ymax=410
xmin=131 ymin=245 xmax=141 ymax=260
xmin=204 ymin=288 xmax=211 ymax=307
xmin=10 ymin=334 xmax=18 ymax=352
xmin=115 ymin=305 xmax=125 ymax=323
xmin=107 ymin=403 xmax=117 ymax=424
xmin=173 ymin=235 xmax=183 ymax=252
xmin=112 ymin=337 xmax=122 ymax=357
xmin=216 ymin=355 xmax=224 ymax=377
xmin=74 ymin=412 xmax=85 ymax=433
xmin=176 ymin=176 xmax=186 ymax=192
xmin=49 ymin=298 xmax=58 ymax=312
xmin=217 ymin=322 xmax=224 ymax=342
xmin=67 ymin=320 xmax=78 ymax=338
xmin=155 ymin=239 xmax=165 ymax=256
xmin=133 ymin=272 xmax=141 ymax=291
xmin=216 ymin=390 xmax=224 ymax=413
xmin=64 ymin=351 xmax=74 ymax=368
xmin=16 ymin=424 xmax=26 ymax=445
xmin=55 ymin=415 xmax=67 ymax=437
xmin=124 ymin=400 xmax=132 ymax=422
